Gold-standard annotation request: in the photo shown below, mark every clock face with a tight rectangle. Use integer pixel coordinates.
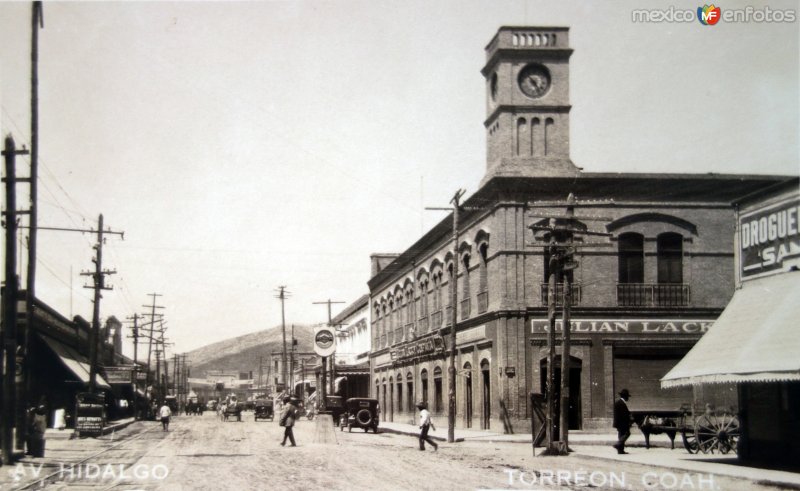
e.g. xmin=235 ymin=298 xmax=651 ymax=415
xmin=518 ymin=64 xmax=551 ymax=99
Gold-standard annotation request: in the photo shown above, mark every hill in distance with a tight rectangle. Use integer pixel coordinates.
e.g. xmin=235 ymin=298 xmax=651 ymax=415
xmin=186 ymin=324 xmax=315 ymax=378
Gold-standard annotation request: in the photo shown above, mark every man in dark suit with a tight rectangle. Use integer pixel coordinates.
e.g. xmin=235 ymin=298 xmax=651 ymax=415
xmin=612 ymin=389 xmax=632 ymax=454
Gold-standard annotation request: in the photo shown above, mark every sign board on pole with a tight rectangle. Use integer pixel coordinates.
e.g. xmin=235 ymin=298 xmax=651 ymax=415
xmin=313 ymin=326 xmax=336 ymax=357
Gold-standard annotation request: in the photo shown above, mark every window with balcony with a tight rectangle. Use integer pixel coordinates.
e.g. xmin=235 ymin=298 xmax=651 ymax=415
xmin=617 ymin=232 xmax=689 ymax=307
xmin=477 ymin=243 xmax=489 ymax=313
xmin=461 ymin=253 xmax=471 ymax=319
xmin=618 ymin=233 xmax=644 ymax=284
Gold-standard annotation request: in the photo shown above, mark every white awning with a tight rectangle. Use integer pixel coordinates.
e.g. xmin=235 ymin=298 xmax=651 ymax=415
xmin=40 ymin=335 xmax=112 ymax=390
xmin=662 ymin=272 xmax=800 ymax=388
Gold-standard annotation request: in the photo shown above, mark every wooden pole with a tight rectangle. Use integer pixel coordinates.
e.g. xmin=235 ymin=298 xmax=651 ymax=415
xmin=2 ymin=135 xmax=21 ymax=464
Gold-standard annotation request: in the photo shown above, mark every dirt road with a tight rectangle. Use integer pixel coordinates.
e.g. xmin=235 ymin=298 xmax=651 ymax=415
xmin=11 ymin=413 xmax=793 ymax=490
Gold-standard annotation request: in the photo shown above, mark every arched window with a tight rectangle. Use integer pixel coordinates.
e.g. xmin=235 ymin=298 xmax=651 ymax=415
xmin=462 ymin=253 xmax=471 ymax=299
xmin=618 ymin=233 xmax=644 ymax=283
xmin=478 ymin=243 xmax=489 ymax=293
xmin=657 ymin=233 xmax=683 ymax=283
xmin=396 ymin=373 xmax=403 ymax=415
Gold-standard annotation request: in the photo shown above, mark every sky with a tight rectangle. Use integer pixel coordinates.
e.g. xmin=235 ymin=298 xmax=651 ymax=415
xmin=1 ymin=0 xmax=798 ymax=358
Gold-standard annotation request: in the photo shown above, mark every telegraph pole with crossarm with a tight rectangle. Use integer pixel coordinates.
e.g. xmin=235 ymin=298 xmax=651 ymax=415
xmin=528 ymin=193 xmax=612 ymax=456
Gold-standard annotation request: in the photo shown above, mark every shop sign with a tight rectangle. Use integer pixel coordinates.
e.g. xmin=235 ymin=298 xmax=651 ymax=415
xmin=531 ymin=319 xmax=713 ymax=335
xmin=391 ymin=335 xmax=445 ymax=362
xmin=103 ymin=367 xmax=133 ymax=384
xmin=75 ymin=392 xmax=105 ymax=436
xmin=740 ymin=197 xmax=800 ymax=279
xmin=314 ymin=326 xmax=336 ymax=357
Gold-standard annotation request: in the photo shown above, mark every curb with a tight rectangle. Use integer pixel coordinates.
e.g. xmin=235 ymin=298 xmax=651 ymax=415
xmin=379 ymin=426 xmax=464 ymax=442
xmin=570 ymin=451 xmax=800 ymax=491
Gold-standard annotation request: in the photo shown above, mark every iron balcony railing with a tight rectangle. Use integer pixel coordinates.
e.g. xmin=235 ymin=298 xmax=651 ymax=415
xmin=477 ymin=291 xmax=488 ymax=314
xmin=540 ymin=283 xmax=582 ymax=306
xmin=418 ymin=316 xmax=428 ymax=334
xmin=460 ymin=298 xmax=471 ymax=319
xmin=431 ymin=310 xmax=442 ymax=329
xmin=617 ymin=283 xmax=690 ymax=307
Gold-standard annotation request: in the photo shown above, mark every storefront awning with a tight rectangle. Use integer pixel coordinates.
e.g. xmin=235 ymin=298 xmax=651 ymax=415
xmin=40 ymin=335 xmax=111 ymax=390
xmin=662 ymin=272 xmax=800 ymax=388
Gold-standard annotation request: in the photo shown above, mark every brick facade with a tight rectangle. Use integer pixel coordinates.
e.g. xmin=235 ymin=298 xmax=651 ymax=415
xmin=367 ymin=26 xmax=791 ymax=432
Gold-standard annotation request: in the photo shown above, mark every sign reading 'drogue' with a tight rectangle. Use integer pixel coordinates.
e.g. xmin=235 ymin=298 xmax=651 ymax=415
xmin=531 ymin=319 xmax=713 ymax=334
xmin=314 ymin=326 xmax=336 ymax=357
xmin=740 ymin=198 xmax=800 ymax=278
xmin=391 ymin=335 xmax=445 ymax=361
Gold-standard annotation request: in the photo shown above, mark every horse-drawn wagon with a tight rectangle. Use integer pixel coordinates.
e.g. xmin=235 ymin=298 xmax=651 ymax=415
xmin=637 ymin=403 xmax=740 ymax=455
xmin=220 ymin=395 xmax=243 ymax=422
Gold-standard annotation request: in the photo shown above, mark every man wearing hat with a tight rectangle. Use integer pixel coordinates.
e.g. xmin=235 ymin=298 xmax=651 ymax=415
xmin=416 ymin=402 xmax=438 ymax=452
xmin=612 ymin=389 xmax=632 ymax=454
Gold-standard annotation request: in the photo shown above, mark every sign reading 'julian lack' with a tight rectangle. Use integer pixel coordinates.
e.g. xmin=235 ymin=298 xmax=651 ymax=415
xmin=531 ymin=319 xmax=713 ymax=334
xmin=740 ymin=198 xmax=800 ymax=279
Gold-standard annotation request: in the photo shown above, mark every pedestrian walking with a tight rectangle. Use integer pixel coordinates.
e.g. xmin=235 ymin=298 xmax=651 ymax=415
xmin=279 ymin=396 xmax=297 ymax=447
xmin=159 ymin=401 xmax=172 ymax=432
xmin=416 ymin=402 xmax=438 ymax=452
xmin=612 ymin=389 xmax=632 ymax=454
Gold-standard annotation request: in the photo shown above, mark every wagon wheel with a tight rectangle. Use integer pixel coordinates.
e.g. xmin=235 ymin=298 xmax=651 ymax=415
xmin=694 ymin=412 xmax=739 ymax=455
xmin=681 ymin=427 xmax=699 ymax=454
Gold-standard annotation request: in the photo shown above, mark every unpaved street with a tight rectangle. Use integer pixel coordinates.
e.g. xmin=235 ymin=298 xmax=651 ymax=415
xmin=13 ymin=414 xmax=794 ymax=491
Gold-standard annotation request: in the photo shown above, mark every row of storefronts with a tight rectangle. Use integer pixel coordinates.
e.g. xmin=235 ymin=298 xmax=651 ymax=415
xmin=10 ymin=292 xmax=150 ymax=430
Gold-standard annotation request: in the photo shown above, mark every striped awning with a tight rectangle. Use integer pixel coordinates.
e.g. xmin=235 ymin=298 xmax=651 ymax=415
xmin=662 ymin=271 xmax=800 ymax=388
xmin=39 ymin=334 xmax=112 ymax=390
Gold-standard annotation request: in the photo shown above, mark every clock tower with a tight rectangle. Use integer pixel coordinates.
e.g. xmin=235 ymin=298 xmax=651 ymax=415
xmin=481 ymin=26 xmax=579 ymax=184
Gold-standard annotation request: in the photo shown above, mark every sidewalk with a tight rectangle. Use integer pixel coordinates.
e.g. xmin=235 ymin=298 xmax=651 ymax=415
xmin=379 ymin=421 xmax=800 ymax=489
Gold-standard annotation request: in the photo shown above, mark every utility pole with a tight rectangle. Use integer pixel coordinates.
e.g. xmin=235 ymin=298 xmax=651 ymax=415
xmin=313 ymin=299 xmax=344 ymax=404
xmin=143 ymin=293 xmax=164 ymax=388
xmin=275 ymin=286 xmax=290 ymax=393
xmin=20 ymin=1 xmax=44 ymax=452
xmin=258 ymin=356 xmax=263 ymax=390
xmin=528 ymin=193 xmax=611 ymax=455
xmin=127 ymin=313 xmax=140 ymax=419
xmin=426 ymin=188 xmax=466 ymax=443
xmin=290 ymin=324 xmax=295 ymax=395
xmin=80 ymin=214 xmax=121 ymax=392
xmin=2 ymin=135 xmax=28 ymax=464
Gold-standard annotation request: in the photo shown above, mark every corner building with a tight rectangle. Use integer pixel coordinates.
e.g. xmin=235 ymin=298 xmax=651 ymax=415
xmin=368 ymin=27 xmax=792 ymax=431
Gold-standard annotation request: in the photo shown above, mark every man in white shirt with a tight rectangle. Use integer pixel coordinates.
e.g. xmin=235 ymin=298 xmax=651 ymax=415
xmin=417 ymin=402 xmax=438 ymax=452
xmin=159 ymin=402 xmax=172 ymax=432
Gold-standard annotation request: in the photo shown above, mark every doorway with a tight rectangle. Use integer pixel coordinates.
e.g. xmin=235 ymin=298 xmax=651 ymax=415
xmin=464 ymin=362 xmax=473 ymax=428
xmin=539 ymin=356 xmax=582 ymax=431
xmin=481 ymin=359 xmax=490 ymax=429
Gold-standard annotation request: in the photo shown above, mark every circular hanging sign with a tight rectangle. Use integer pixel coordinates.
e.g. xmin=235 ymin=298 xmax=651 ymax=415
xmin=314 ymin=326 xmax=336 ymax=357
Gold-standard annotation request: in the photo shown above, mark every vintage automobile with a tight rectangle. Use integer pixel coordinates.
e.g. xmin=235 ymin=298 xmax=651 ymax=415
xmin=340 ymin=398 xmax=379 ymax=433
xmin=254 ymin=398 xmax=274 ymax=421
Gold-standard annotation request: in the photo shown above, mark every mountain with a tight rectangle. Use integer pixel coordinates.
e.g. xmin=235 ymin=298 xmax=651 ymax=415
xmin=186 ymin=324 xmax=315 ymax=378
